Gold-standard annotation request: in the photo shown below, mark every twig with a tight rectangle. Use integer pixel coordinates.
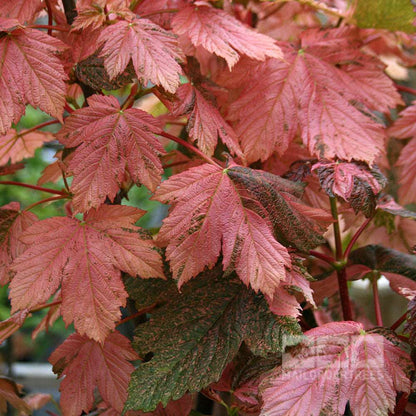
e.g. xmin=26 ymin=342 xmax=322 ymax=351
xmin=0 ymin=181 xmax=69 ymax=196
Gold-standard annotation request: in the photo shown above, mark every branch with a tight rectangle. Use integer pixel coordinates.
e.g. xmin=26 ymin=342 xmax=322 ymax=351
xmin=28 ymin=24 xmax=70 ymax=32
xmin=45 ymin=0 xmax=53 ymax=35
xmin=30 ymin=300 xmax=62 ymax=313
xmin=309 ymin=250 xmax=335 ymax=265
xmin=0 ymin=181 xmax=69 ymax=196
xmin=343 ymin=216 xmax=373 ymax=260
xmin=117 ymin=303 xmax=158 ymax=326
xmin=391 ymin=311 xmax=408 ymax=331
xmin=62 ymin=0 xmax=77 ymax=25
xmin=395 ymin=83 xmax=416 ymax=96
xmin=23 ymin=195 xmax=68 ymax=212
xmin=16 ymin=119 xmax=60 ymax=137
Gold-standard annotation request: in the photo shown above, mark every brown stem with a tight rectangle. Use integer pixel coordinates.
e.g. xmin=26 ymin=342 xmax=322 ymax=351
xmin=139 ymin=8 xmax=179 ymax=19
xmin=309 ymin=250 xmax=335 ymax=265
xmin=121 ymin=84 xmax=139 ymax=110
xmin=391 ymin=311 xmax=408 ymax=331
xmin=30 ymin=300 xmax=62 ymax=313
xmin=117 ymin=303 xmax=158 ymax=326
xmin=28 ymin=24 xmax=70 ymax=32
xmin=18 ymin=119 xmax=60 ymax=137
xmin=64 ymin=103 xmax=74 ymax=114
xmin=330 ymin=197 xmax=353 ymax=321
xmin=395 ymin=83 xmax=416 ymax=96
xmin=158 ymin=131 xmax=222 ymax=167
xmin=162 ymin=160 xmax=189 ymax=170
xmin=23 ymin=195 xmax=68 ymax=212
xmin=393 ymin=393 xmax=409 ymax=416
xmin=62 ymin=0 xmax=77 ymax=24
xmin=371 ymin=273 xmax=383 ymax=326
xmin=343 ymin=216 xmax=373 ymax=260
xmin=45 ymin=0 xmax=53 ymax=35
xmin=0 ymin=181 xmax=69 ymax=196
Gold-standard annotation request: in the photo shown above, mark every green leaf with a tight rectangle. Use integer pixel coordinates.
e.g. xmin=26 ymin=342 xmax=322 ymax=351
xmin=349 ymin=244 xmax=416 ymax=281
xmin=354 ymin=0 xmax=416 ymax=33
xmin=124 ymin=265 xmax=302 ymax=412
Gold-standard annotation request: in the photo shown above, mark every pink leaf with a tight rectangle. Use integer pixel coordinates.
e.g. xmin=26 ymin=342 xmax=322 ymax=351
xmin=261 ymin=322 xmax=413 ymax=416
xmin=0 ymin=19 xmax=67 ymax=134
xmin=172 ymin=2 xmax=282 ymax=69
xmin=10 ymin=205 xmax=164 ymax=341
xmin=57 ymin=95 xmax=165 ymax=212
xmin=49 ymin=331 xmax=138 ymax=415
xmin=98 ymin=18 xmax=183 ymax=93
xmin=0 ymin=0 xmax=43 ymax=24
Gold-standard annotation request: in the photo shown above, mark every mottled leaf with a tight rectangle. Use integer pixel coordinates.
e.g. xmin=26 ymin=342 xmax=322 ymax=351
xmin=125 ymin=265 xmax=302 ymax=412
xmin=49 ymin=331 xmax=138 ymax=415
xmin=377 ymin=194 xmax=416 ymax=220
xmin=405 ymin=295 xmax=416 ymax=347
xmin=354 ymin=0 xmax=416 ymax=33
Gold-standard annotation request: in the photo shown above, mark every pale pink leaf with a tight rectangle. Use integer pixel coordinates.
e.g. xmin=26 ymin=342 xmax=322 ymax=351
xmin=49 ymin=331 xmax=138 ymax=415
xmin=154 ymin=163 xmax=291 ymax=296
xmin=260 ymin=322 xmax=413 ymax=416
xmin=10 ymin=205 xmax=164 ymax=341
xmin=98 ymin=18 xmax=183 ymax=93
xmin=0 ymin=0 xmax=43 ymax=24
xmin=396 ymin=137 xmax=416 ymax=204
xmin=0 ymin=20 xmax=67 ymax=134
xmin=172 ymin=2 xmax=282 ymax=69
xmin=0 ymin=129 xmax=53 ymax=165
xmin=389 ymin=101 xmax=416 ymax=139
xmin=57 ymin=95 xmax=165 ymax=212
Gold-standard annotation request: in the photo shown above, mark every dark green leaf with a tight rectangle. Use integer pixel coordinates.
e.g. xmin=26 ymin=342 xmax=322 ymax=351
xmin=226 ymin=166 xmax=329 ymax=251
xmin=377 ymin=194 xmax=416 ymax=220
xmin=349 ymin=244 xmax=416 ymax=281
xmin=124 ymin=265 xmax=302 ymax=412
xmin=354 ymin=0 xmax=416 ymax=33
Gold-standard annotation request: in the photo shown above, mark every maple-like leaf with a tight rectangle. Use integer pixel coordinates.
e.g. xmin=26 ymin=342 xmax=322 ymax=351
xmin=0 ymin=202 xmax=37 ymax=285
xmin=0 ymin=129 xmax=53 ymax=165
xmin=10 ymin=205 xmax=164 ymax=341
xmin=133 ymin=395 xmax=193 ymax=416
xmin=0 ymin=309 xmax=30 ymax=344
xmin=0 ymin=376 xmax=31 ymax=415
xmin=153 ymin=163 xmax=291 ymax=296
xmin=313 ymin=161 xmax=386 ymax=217
xmin=0 ymin=19 xmax=67 ymax=134
xmin=260 ymin=321 xmax=413 ymax=416
xmin=0 ymin=0 xmax=43 ymax=24
xmin=171 ymin=1 xmax=282 ymax=69
xmin=396 ymin=138 xmax=416 ymax=205
xmin=32 ymin=291 xmax=61 ymax=339
xmin=98 ymin=17 xmax=183 ymax=93
xmin=49 ymin=331 xmax=138 ymax=415
xmin=162 ymin=83 xmax=242 ymax=158
xmin=227 ymin=28 xmax=397 ymax=164
xmin=124 ymin=265 xmax=302 ymax=412
xmin=57 ymin=95 xmax=165 ymax=212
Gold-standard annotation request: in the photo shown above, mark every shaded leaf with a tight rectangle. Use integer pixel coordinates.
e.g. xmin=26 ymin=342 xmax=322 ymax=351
xmin=0 ymin=19 xmax=67 ymax=134
xmin=10 ymin=205 xmax=164 ymax=341
xmin=125 ymin=265 xmax=302 ymax=412
xmin=132 ymin=395 xmax=193 ymax=416
xmin=49 ymin=331 xmax=138 ymax=415
xmin=57 ymin=95 xmax=165 ymax=212
xmin=405 ymin=295 xmax=416 ymax=347
xmin=98 ymin=17 xmax=183 ymax=93
xmin=0 ymin=0 xmax=43 ymax=24
xmin=377 ymin=194 xmax=416 ymax=220
xmin=0 ymin=162 xmax=25 ymax=176
xmin=0 ymin=309 xmax=30 ymax=344
xmin=354 ymin=0 xmax=416 ymax=33
xmin=0 ymin=376 xmax=31 ymax=414
xmin=260 ymin=322 xmax=413 ymax=416
xmin=171 ymin=2 xmax=282 ymax=69
xmin=313 ymin=161 xmax=386 ymax=217
xmin=349 ymin=244 xmax=416 ymax=282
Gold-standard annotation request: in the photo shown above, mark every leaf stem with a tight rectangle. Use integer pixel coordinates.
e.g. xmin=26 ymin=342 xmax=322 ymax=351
xmin=117 ymin=303 xmax=158 ymax=326
xmin=395 ymin=83 xmax=416 ymax=96
xmin=158 ymin=131 xmax=222 ymax=168
xmin=121 ymin=84 xmax=139 ymax=110
xmin=330 ymin=197 xmax=353 ymax=321
xmin=309 ymin=250 xmax=335 ymax=265
xmin=139 ymin=8 xmax=179 ymax=19
xmin=0 ymin=181 xmax=69 ymax=196
xmin=28 ymin=24 xmax=70 ymax=32
xmin=393 ymin=393 xmax=409 ymax=416
xmin=64 ymin=103 xmax=74 ymax=114
xmin=30 ymin=300 xmax=62 ymax=313
xmin=390 ymin=311 xmax=408 ymax=331
xmin=371 ymin=272 xmax=383 ymax=326
xmin=23 ymin=195 xmax=68 ymax=212
xmin=18 ymin=119 xmax=60 ymax=137
xmin=343 ymin=216 xmax=372 ymax=260
xmin=45 ymin=0 xmax=53 ymax=36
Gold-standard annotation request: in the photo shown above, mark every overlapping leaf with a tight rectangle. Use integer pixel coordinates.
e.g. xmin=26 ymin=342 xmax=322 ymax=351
xmin=124 ymin=266 xmax=302 ymax=412
xmin=313 ymin=161 xmax=386 ymax=217
xmin=98 ymin=17 xmax=183 ymax=93
xmin=0 ymin=0 xmax=42 ymax=24
xmin=49 ymin=331 xmax=138 ymax=415
xmin=0 ymin=19 xmax=67 ymax=134
xmin=0 ymin=376 xmax=31 ymax=414
xmin=171 ymin=1 xmax=282 ymax=69
xmin=260 ymin=321 xmax=413 ymax=416
xmin=0 ymin=129 xmax=53 ymax=165
xmin=154 ymin=163 xmax=291 ymax=296
xmin=405 ymin=294 xmax=416 ymax=347
xmin=10 ymin=205 xmax=164 ymax=341
xmin=57 ymin=95 xmax=165 ymax=212
xmin=0 ymin=202 xmax=37 ymax=285
xmin=227 ymin=28 xmax=400 ymax=164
